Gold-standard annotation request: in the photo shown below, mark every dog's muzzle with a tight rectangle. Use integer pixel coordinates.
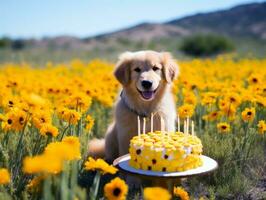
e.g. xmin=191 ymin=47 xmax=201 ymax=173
xmin=138 ymin=80 xmax=157 ymax=100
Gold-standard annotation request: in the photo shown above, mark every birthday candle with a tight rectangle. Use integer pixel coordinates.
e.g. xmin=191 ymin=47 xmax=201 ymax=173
xmin=184 ymin=120 xmax=187 ymax=134
xmin=187 ymin=116 xmax=189 ymax=134
xmin=143 ymin=118 xmax=146 ymax=134
xmin=160 ymin=116 xmax=164 ymax=132
xmin=160 ymin=116 xmax=165 ymax=142
xmin=177 ymin=114 xmax=180 ymax=132
xmin=167 ymin=118 xmax=170 ymax=140
xmin=137 ymin=116 xmax=140 ymax=137
xmin=192 ymin=121 xmax=195 ymax=136
xmin=151 ymin=113 xmax=154 ymax=133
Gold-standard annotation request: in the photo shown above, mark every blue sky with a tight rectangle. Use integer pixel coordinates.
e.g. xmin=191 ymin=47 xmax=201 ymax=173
xmin=1 ymin=0 xmax=264 ymax=39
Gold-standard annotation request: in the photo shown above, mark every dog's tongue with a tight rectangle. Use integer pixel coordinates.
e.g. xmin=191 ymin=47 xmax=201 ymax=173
xmin=141 ymin=91 xmax=154 ymax=100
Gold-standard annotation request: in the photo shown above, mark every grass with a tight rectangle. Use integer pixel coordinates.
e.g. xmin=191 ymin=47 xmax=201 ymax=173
xmin=0 ymin=36 xmax=266 ymax=64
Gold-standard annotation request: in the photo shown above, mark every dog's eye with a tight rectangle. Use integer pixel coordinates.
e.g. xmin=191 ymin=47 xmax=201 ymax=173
xmin=152 ymin=66 xmax=160 ymax=71
xmin=134 ymin=67 xmax=141 ymax=73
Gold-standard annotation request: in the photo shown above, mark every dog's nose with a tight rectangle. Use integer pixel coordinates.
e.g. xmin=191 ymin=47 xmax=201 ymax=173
xmin=141 ymin=80 xmax=153 ymax=89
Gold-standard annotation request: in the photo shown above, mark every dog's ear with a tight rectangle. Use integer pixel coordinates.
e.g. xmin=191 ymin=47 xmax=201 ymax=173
xmin=161 ymin=52 xmax=179 ymax=83
xmin=114 ymin=52 xmax=133 ymax=85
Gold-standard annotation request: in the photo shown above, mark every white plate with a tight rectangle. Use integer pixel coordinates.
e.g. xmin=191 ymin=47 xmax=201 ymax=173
xmin=114 ymin=155 xmax=218 ymax=178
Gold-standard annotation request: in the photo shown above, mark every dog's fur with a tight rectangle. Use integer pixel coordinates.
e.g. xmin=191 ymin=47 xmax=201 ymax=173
xmin=88 ymin=50 xmax=179 ymax=162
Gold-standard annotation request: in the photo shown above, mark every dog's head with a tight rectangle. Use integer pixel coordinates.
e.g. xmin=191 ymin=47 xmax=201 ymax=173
xmin=114 ymin=51 xmax=179 ymax=101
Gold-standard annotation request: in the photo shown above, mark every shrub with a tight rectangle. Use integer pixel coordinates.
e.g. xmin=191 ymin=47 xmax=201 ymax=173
xmin=11 ymin=39 xmax=25 ymax=50
xmin=0 ymin=37 xmax=11 ymax=48
xmin=180 ymin=34 xmax=234 ymax=57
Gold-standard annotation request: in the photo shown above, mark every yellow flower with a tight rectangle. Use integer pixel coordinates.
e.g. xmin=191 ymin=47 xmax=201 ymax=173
xmin=144 ymin=187 xmax=171 ymax=200
xmin=223 ymin=92 xmax=241 ymax=107
xmin=23 ymin=137 xmax=81 ymax=174
xmin=218 ymin=99 xmax=227 ymax=110
xmin=173 ymin=186 xmax=189 ymax=200
xmin=247 ymin=74 xmax=262 ymax=85
xmin=32 ymin=111 xmax=51 ymax=129
xmin=85 ymin=114 xmax=94 ymax=131
xmin=58 ymin=108 xmax=81 ymax=125
xmin=39 ymin=123 xmax=59 ymax=137
xmin=23 ymin=154 xmax=63 ymax=174
xmin=62 ymin=136 xmax=80 ymax=148
xmin=178 ymin=104 xmax=194 ymax=118
xmin=219 ymin=99 xmax=237 ymax=118
xmin=257 ymin=120 xmax=266 ymax=135
xmin=241 ymin=107 xmax=256 ymax=122
xmin=3 ymin=108 xmax=27 ymax=131
xmin=84 ymin=157 xmax=117 ymax=174
xmin=65 ymin=92 xmax=92 ymax=111
xmin=0 ymin=168 xmax=10 ymax=185
xmin=202 ymin=111 xmax=220 ymax=121
xmin=217 ymin=122 xmax=230 ymax=133
xmin=256 ymin=96 xmax=266 ymax=107
xmin=45 ymin=138 xmax=81 ymax=161
xmin=61 ymin=136 xmax=81 ymax=159
xmin=201 ymin=92 xmax=218 ymax=106
xmin=104 ymin=177 xmax=128 ymax=200
xmin=183 ymin=92 xmax=197 ymax=105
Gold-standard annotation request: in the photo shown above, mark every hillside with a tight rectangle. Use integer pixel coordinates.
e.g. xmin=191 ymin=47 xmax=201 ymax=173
xmin=1 ymin=2 xmax=266 ymax=63
xmin=84 ymin=2 xmax=266 ymax=42
xmin=167 ymin=2 xmax=266 ymax=39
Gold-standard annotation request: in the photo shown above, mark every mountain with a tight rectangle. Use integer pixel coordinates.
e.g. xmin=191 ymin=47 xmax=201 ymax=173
xmin=3 ymin=1 xmax=266 ymax=59
xmin=82 ymin=1 xmax=266 ymax=43
xmin=87 ymin=23 xmax=190 ymax=42
xmin=167 ymin=2 xmax=266 ymax=39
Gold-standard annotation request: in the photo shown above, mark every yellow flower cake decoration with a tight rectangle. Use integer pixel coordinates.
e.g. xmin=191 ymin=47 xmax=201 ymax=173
xmin=129 ymin=114 xmax=203 ymax=172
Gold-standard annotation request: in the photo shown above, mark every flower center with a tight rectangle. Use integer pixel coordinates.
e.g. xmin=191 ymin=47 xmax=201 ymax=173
xmin=230 ymin=97 xmax=236 ymax=102
xmin=221 ymin=125 xmax=227 ymax=129
xmin=247 ymin=111 xmax=252 ymax=115
xmin=252 ymin=78 xmax=258 ymax=83
xmin=7 ymin=119 xmax=12 ymax=124
xmin=46 ymin=132 xmax=52 ymax=136
xmin=19 ymin=117 xmax=24 ymax=125
xmin=113 ymin=188 xmax=121 ymax=196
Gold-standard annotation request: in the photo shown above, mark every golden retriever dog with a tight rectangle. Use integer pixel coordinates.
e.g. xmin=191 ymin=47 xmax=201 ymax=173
xmin=89 ymin=50 xmax=179 ymax=163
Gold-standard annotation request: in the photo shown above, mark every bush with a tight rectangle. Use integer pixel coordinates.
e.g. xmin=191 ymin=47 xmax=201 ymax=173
xmin=11 ymin=39 xmax=25 ymax=50
xmin=180 ymin=34 xmax=234 ymax=57
xmin=0 ymin=37 xmax=11 ymax=48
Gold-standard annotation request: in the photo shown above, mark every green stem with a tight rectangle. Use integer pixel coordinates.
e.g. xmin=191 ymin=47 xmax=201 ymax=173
xmin=89 ymin=171 xmax=101 ymax=200
xmin=59 ymin=124 xmax=70 ymax=141
xmin=44 ymin=176 xmax=53 ymax=200
xmin=32 ymin=133 xmax=42 ymax=155
xmin=239 ymin=123 xmax=250 ymax=166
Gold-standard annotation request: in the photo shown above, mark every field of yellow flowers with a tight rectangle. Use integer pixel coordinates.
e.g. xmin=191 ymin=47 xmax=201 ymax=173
xmin=0 ymin=57 xmax=266 ymax=200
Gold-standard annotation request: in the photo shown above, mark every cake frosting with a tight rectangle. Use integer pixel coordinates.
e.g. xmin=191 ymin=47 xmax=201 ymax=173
xmin=129 ymin=131 xmax=203 ymax=172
